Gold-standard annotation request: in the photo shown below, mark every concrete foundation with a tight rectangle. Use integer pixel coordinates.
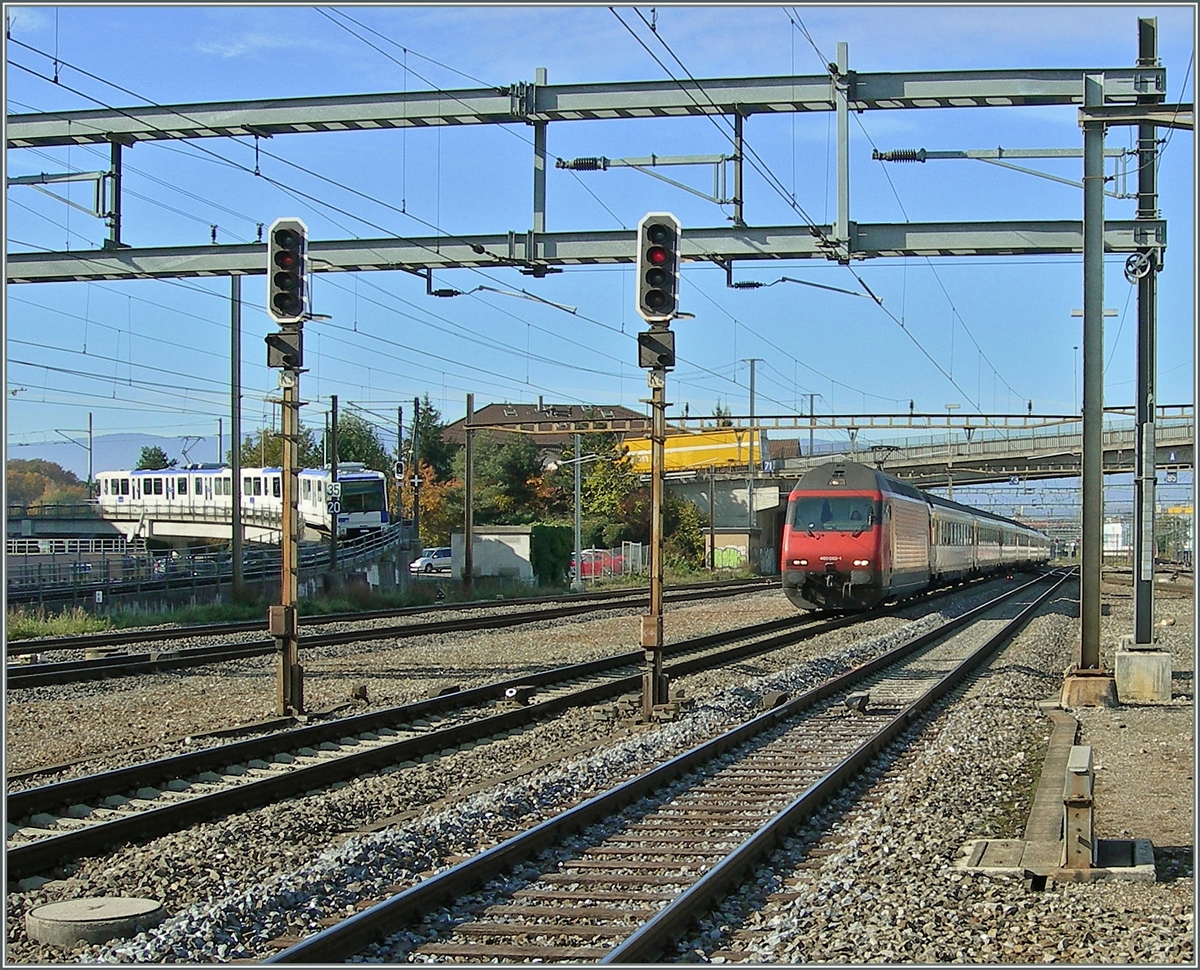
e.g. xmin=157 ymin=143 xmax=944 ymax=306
xmin=25 ymin=897 xmax=164 ymax=946
xmin=1060 ymin=671 xmax=1119 ymax=709
xmin=1114 ymin=648 xmax=1173 ymax=703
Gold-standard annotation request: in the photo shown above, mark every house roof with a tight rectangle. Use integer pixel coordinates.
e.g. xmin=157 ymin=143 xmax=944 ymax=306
xmin=443 ymin=402 xmax=652 ymax=449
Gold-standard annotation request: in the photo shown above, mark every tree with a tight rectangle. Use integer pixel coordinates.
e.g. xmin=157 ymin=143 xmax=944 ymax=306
xmin=452 ymin=431 xmax=555 ymax=525
xmin=136 ymin=445 xmax=176 ymax=470
xmin=406 ymin=393 xmax=457 ymax=482
xmin=6 ymin=459 xmax=88 ymax=510
xmin=234 ymin=424 xmax=322 ymax=469
xmin=712 ymin=402 xmax=733 ymax=427
xmin=326 ymin=411 xmax=389 ymax=471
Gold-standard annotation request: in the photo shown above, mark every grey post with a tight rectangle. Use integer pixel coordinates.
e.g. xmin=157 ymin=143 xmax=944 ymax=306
xmin=732 ymin=111 xmax=745 ymax=227
xmin=533 ymin=68 xmax=547 ymax=236
xmin=411 ymin=396 xmax=421 ymax=544
xmin=1080 ymin=73 xmax=1106 ymax=670
xmin=835 ymin=41 xmax=850 ymax=247
xmin=230 ymin=275 xmax=243 ymax=597
xmin=463 ymin=393 xmax=475 ymax=596
xmin=573 ymin=433 xmax=583 ymax=592
xmin=329 ymin=394 xmax=338 ymax=569
xmin=1133 ymin=17 xmax=1161 ymax=644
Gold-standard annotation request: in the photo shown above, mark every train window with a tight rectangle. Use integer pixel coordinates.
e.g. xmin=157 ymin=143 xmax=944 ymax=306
xmin=150 ymin=478 xmax=163 ymax=496
xmin=791 ymin=497 xmax=880 ymax=532
xmin=223 ymin=477 xmax=231 ymax=495
xmin=244 ymin=476 xmax=253 ymax=495
xmin=272 ymin=477 xmax=281 ymax=498
xmin=255 ymin=478 xmax=263 ymax=496
xmin=103 ymin=479 xmax=109 ymax=496
xmin=178 ymin=477 xmax=188 ymax=496
xmin=339 ymin=478 xmax=386 ymax=513
xmin=121 ymin=478 xmax=129 ymax=495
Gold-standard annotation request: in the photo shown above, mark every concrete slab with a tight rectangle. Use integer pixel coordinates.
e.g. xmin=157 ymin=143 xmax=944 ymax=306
xmin=25 ymin=897 xmax=165 ymax=946
xmin=1114 ymin=649 xmax=1173 ymax=703
xmin=1061 ymin=673 xmax=1118 ymax=708
xmin=958 ymin=838 xmax=1156 ymax=883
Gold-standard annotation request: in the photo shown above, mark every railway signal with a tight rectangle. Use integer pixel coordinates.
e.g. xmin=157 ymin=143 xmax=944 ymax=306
xmin=267 ymin=217 xmax=308 ymax=324
xmin=636 ymin=212 xmax=681 ymax=323
xmin=637 ymin=328 xmax=675 ymax=369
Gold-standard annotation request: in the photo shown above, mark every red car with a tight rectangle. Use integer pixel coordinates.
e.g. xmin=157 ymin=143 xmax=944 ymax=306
xmin=570 ymin=549 xmax=625 ymax=579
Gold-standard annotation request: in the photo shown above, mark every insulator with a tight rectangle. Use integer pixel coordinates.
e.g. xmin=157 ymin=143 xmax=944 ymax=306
xmin=731 ymin=281 xmax=763 ymax=289
xmin=875 ymin=148 xmax=926 ymax=163
xmin=556 ymin=157 xmax=607 ymax=171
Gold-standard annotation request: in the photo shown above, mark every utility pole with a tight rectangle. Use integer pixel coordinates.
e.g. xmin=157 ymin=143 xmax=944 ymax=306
xmin=1132 ymin=16 xmax=1161 ymax=646
xmin=410 ymin=396 xmax=421 ymax=545
xmin=329 ymin=394 xmax=339 ymax=570
xmin=218 ymin=417 xmax=223 ymax=465
xmin=463 ymin=393 xmax=475 ymax=596
xmin=86 ymin=412 xmax=93 ymax=495
xmin=230 ymin=275 xmax=243 ymax=599
xmin=708 ymin=465 xmax=716 ymax=571
xmin=573 ymin=433 xmax=584 ymax=592
xmin=802 ymin=392 xmax=821 ymax=458
xmin=395 ymin=404 xmax=403 ymax=526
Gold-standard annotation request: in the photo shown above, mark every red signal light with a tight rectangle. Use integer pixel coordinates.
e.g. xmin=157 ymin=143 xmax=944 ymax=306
xmin=647 ymin=246 xmax=668 ymax=265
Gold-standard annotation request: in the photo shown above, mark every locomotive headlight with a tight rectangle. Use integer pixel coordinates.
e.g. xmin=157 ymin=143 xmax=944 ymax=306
xmin=793 ymin=558 xmax=808 ymax=566
xmin=853 ymin=558 xmax=871 ymax=566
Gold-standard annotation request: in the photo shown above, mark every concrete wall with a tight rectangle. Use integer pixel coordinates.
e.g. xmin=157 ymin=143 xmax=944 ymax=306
xmin=451 ymin=527 xmax=534 ymax=582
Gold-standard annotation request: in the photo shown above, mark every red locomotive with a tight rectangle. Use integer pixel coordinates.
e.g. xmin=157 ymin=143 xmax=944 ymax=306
xmin=781 ymin=461 xmax=1052 ymax=611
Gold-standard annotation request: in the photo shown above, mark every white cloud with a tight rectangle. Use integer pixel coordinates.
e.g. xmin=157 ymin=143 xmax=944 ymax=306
xmin=5 ymin=6 xmax=52 ymax=35
xmin=194 ymin=32 xmax=327 ymax=60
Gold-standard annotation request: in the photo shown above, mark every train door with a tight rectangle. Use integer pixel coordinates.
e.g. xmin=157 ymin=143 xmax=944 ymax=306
xmin=133 ymin=478 xmax=141 ymax=501
xmin=204 ymin=476 xmax=213 ymax=501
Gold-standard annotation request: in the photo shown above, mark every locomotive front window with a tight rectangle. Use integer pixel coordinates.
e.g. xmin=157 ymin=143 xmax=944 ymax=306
xmin=339 ymin=479 xmax=385 ymax=513
xmin=791 ymin=497 xmax=880 ymax=532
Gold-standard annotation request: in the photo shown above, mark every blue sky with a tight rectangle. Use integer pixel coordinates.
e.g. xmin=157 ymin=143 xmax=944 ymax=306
xmin=4 ymin=4 xmax=1196 ymax=467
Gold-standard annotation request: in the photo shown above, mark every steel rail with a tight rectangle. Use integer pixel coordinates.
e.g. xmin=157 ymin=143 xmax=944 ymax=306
xmin=7 ymin=579 xmax=777 ymax=655
xmin=5 ymin=581 xmax=779 ymax=688
xmin=265 ymin=570 xmax=1065 ymax=963
xmin=605 ymin=571 xmax=1068 ymax=962
xmin=6 ymin=605 xmax=869 ymax=879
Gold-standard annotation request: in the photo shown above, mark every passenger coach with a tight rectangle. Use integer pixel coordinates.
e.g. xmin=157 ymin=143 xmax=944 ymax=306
xmin=780 ymin=461 xmax=1051 ymax=612
xmin=95 ymin=462 xmax=389 ymax=535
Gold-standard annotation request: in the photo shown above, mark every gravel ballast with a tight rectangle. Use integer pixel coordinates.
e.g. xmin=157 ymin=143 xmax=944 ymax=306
xmin=5 ymin=577 xmax=1193 ymax=964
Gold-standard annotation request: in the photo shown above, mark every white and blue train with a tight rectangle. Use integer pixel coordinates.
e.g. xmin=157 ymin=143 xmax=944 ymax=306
xmin=95 ymin=462 xmax=390 ymax=534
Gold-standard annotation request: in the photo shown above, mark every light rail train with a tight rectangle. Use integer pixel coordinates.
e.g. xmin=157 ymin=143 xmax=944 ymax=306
xmin=781 ymin=461 xmax=1051 ymax=611
xmin=94 ymin=462 xmax=389 ymax=534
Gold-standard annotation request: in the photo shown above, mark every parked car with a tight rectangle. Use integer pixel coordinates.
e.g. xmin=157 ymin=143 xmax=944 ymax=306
xmin=569 ymin=548 xmax=625 ymax=579
xmin=410 ymin=547 xmax=452 ymax=573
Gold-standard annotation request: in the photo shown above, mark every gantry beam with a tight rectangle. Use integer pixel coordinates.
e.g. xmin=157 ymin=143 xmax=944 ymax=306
xmin=5 ymin=68 xmax=1165 ymax=148
xmin=4 ymin=219 xmax=1166 ymax=284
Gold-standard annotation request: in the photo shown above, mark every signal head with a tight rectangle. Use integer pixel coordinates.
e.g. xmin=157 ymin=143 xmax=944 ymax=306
xmin=266 ymin=218 xmax=308 ymax=324
xmin=635 ymin=213 xmax=681 ymax=323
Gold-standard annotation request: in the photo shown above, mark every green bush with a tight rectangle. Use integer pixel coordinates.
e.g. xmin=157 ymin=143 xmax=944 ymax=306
xmin=530 ymin=523 xmax=574 ymax=586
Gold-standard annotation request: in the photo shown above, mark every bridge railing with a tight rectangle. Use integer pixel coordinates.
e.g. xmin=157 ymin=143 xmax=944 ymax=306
xmin=5 ymin=523 xmax=412 ymax=598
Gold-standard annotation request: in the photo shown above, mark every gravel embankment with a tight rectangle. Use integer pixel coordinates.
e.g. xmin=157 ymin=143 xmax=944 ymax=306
xmin=6 ymin=577 xmax=1191 ymax=964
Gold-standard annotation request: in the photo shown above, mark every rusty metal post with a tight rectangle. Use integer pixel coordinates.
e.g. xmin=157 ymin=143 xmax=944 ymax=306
xmin=272 ymin=359 xmax=302 ymax=716
xmin=641 ymin=367 xmax=669 ymax=720
xmin=1061 ymin=745 xmax=1095 ymax=868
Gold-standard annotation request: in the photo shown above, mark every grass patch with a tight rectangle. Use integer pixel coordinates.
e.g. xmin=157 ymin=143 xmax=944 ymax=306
xmin=7 ymin=606 xmax=114 ymax=639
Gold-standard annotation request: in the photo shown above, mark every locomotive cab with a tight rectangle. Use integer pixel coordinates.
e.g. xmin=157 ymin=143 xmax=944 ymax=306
xmin=781 ymin=463 xmax=889 ymax=611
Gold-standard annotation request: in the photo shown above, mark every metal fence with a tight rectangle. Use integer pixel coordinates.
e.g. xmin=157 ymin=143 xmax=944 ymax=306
xmin=5 ymin=524 xmax=410 ymax=599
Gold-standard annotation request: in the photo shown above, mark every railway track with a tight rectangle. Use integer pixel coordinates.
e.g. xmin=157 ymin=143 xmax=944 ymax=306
xmin=5 ymin=580 xmax=779 ymax=689
xmin=7 ymin=603 xmax=873 ymax=879
xmin=261 ymin=570 xmax=1067 ymax=964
